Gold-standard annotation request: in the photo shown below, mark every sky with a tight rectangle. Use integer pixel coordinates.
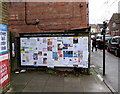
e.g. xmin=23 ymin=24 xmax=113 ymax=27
xmin=89 ymin=0 xmax=120 ymax=24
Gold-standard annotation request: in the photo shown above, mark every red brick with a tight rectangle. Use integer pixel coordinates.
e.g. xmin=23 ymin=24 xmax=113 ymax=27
xmin=8 ymin=2 xmax=89 ymax=36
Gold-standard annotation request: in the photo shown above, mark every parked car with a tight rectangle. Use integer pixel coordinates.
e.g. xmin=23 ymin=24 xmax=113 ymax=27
xmin=107 ymin=36 xmax=120 ymax=56
xmin=96 ymin=35 xmax=113 ymax=49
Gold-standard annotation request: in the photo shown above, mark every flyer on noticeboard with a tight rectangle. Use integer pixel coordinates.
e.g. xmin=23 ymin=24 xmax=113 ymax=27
xmin=20 ymin=37 xmax=89 ymax=68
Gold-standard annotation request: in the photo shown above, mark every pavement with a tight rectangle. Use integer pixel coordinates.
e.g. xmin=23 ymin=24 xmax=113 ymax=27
xmin=6 ymin=68 xmax=114 ymax=93
xmin=91 ymin=49 xmax=119 ymax=93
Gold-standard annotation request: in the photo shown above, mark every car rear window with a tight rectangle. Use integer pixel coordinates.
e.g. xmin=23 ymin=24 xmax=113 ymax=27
xmin=117 ymin=38 xmax=120 ymax=43
xmin=96 ymin=36 xmax=102 ymax=39
xmin=111 ymin=37 xmax=120 ymax=44
xmin=96 ymin=36 xmax=112 ymax=40
xmin=105 ymin=36 xmax=112 ymax=40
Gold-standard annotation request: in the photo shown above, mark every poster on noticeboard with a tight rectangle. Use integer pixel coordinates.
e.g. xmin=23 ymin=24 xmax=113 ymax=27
xmin=20 ymin=36 xmax=89 ymax=68
xmin=0 ymin=24 xmax=10 ymax=88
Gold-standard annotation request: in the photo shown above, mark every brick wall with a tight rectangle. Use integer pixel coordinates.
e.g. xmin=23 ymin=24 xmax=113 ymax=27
xmin=0 ymin=2 xmax=8 ymax=25
xmin=108 ymin=13 xmax=120 ymax=36
xmin=8 ymin=2 xmax=89 ymax=36
xmin=0 ymin=1 xmax=9 ymax=94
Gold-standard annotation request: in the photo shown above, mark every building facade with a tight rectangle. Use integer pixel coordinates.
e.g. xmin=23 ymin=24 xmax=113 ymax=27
xmin=90 ymin=24 xmax=97 ymax=34
xmin=108 ymin=13 xmax=120 ymax=36
xmin=0 ymin=1 xmax=10 ymax=94
xmin=8 ymin=2 xmax=89 ymax=72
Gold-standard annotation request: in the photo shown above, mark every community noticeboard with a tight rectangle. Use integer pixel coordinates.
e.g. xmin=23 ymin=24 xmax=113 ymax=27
xmin=0 ymin=24 xmax=9 ymax=88
xmin=20 ymin=33 xmax=89 ymax=68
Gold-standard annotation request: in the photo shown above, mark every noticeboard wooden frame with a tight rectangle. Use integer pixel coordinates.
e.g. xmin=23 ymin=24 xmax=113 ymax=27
xmin=18 ymin=27 xmax=91 ymax=74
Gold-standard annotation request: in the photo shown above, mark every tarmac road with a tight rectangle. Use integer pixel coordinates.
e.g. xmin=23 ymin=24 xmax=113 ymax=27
xmin=91 ymin=49 xmax=119 ymax=93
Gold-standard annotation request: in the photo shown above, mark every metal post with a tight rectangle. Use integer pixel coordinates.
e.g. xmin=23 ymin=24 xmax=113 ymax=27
xmin=102 ymin=21 xmax=107 ymax=76
xmin=103 ymin=33 xmax=105 ymax=76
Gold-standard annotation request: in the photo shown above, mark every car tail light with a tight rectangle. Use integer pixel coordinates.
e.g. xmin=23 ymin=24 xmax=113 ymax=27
xmin=100 ymin=40 xmax=104 ymax=42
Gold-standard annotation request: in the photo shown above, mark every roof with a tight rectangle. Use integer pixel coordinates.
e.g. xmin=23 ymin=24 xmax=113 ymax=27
xmin=70 ymin=26 xmax=91 ymax=30
xmin=109 ymin=13 xmax=120 ymax=24
xmin=89 ymin=24 xmax=97 ymax=28
xmin=97 ymin=24 xmax=103 ymax=28
xmin=96 ymin=35 xmax=112 ymax=37
xmin=113 ymin=36 xmax=120 ymax=38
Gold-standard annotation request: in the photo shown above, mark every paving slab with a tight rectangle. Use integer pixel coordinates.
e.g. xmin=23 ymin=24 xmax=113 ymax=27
xmin=64 ymin=76 xmax=83 ymax=92
xmin=9 ymin=69 xmax=112 ymax=93
xmin=43 ymin=86 xmax=64 ymax=92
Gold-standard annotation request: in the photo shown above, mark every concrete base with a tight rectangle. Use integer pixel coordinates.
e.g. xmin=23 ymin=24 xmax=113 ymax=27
xmin=19 ymin=67 xmax=90 ymax=75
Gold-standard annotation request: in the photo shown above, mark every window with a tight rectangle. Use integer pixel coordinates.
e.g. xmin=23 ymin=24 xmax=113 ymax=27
xmin=112 ymin=38 xmax=117 ymax=44
xmin=112 ymin=22 xmax=116 ymax=27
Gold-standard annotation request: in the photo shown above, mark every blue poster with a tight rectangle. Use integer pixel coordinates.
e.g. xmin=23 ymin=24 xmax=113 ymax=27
xmin=0 ymin=24 xmax=8 ymax=55
xmin=52 ymin=52 xmax=58 ymax=60
xmin=63 ymin=51 xmax=73 ymax=57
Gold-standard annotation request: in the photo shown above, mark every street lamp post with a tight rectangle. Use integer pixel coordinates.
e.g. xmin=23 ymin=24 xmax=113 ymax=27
xmin=101 ymin=21 xmax=107 ymax=76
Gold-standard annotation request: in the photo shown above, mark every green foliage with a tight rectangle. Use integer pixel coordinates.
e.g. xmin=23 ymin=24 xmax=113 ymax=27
xmin=47 ymin=69 xmax=55 ymax=74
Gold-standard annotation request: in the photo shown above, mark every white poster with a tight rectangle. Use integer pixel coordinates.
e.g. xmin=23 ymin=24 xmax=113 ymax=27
xmin=20 ymin=37 xmax=89 ymax=68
